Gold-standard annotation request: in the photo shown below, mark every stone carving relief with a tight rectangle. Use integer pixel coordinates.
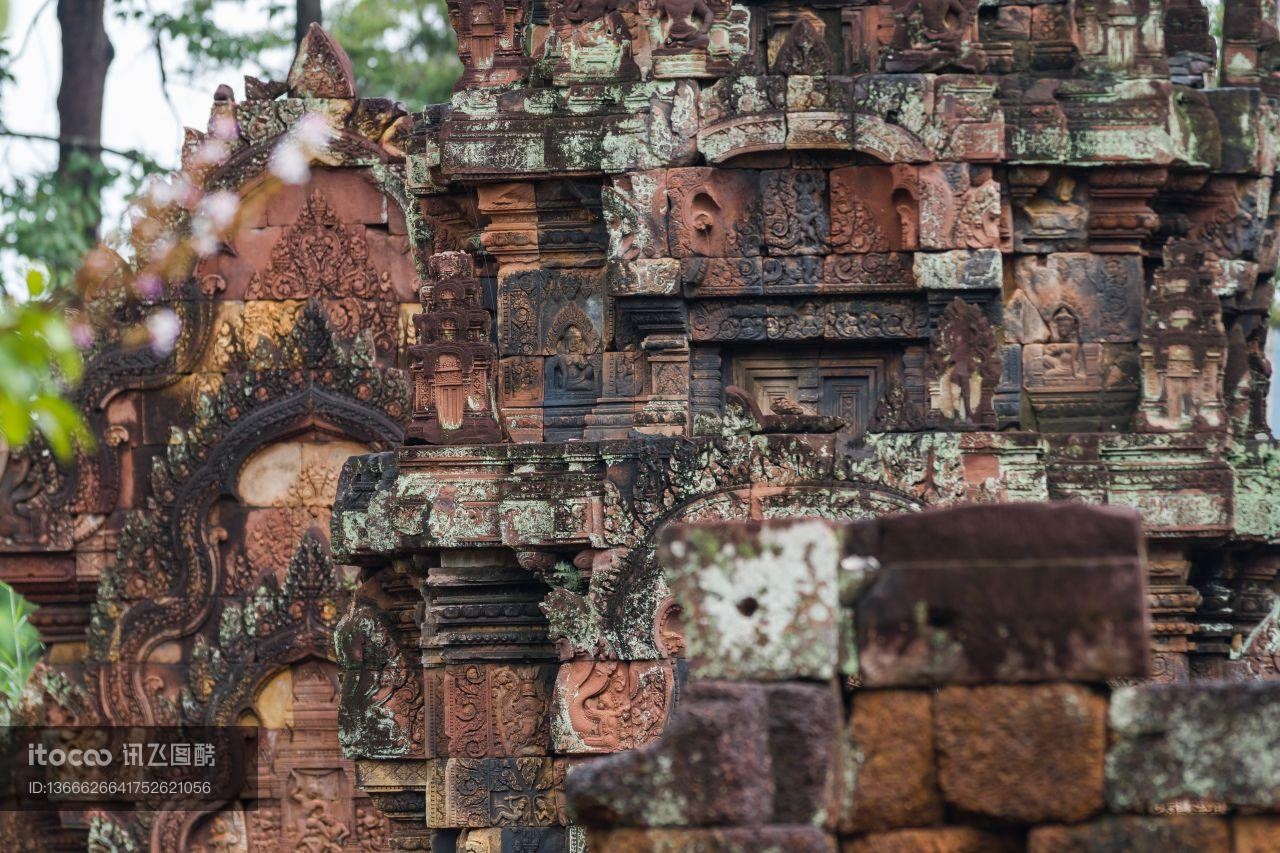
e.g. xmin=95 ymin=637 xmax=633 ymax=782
xmin=407 ymin=252 xmax=502 ymax=444
xmin=246 ymin=191 xmax=400 ymax=355
xmin=928 ymin=298 xmax=1001 ymax=427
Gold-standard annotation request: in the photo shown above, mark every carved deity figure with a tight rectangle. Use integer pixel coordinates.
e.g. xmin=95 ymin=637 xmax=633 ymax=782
xmin=1024 ymin=177 xmax=1087 ymax=240
xmin=1043 ymin=307 xmax=1086 ymax=380
xmin=657 ymin=0 xmax=713 ymax=46
xmin=552 ymin=326 xmax=598 ymax=392
xmin=289 ymin=776 xmax=352 ymax=852
xmin=956 ymin=168 xmax=1003 ymax=248
xmin=930 ymin=298 xmax=1001 ymax=424
xmin=204 ymin=817 xmax=243 ymax=853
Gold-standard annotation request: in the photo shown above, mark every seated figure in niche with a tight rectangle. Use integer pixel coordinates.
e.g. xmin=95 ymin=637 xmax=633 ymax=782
xmin=1023 ymin=176 xmax=1087 ymax=240
xmin=1043 ymin=306 xmax=1086 ymax=380
xmin=552 ymin=325 xmax=598 ymax=393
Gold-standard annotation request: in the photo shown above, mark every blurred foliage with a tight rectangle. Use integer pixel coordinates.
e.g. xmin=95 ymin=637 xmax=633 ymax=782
xmin=330 ymin=0 xmax=459 ymax=105
xmin=119 ymin=0 xmax=294 ymax=74
xmin=0 ymin=268 xmax=92 ymax=460
xmin=0 ymin=151 xmax=157 ymax=290
xmin=120 ymin=0 xmax=459 ymax=105
xmin=0 ymin=581 xmax=43 ymax=707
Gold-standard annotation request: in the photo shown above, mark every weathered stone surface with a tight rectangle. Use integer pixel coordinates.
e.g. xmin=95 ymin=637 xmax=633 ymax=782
xmin=565 ymin=680 xmax=773 ymax=827
xmin=1107 ymin=682 xmax=1280 ymax=812
xmin=853 ymin=503 xmax=1148 ymax=686
xmin=767 ymin=682 xmax=843 ymax=827
xmin=551 ymin=660 xmax=675 ymax=754
xmin=659 ymin=519 xmax=840 ymax=681
xmin=843 ymin=690 xmax=942 ymax=832
xmin=935 ymin=684 xmax=1107 ymax=823
xmin=426 ymin=663 xmax=555 ymax=758
xmin=1027 ymin=816 xmax=1231 ymax=853
xmin=1233 ymin=816 xmax=1280 ymax=853
xmin=427 ymin=757 xmax=567 ymax=827
xmin=844 ymin=827 xmax=1022 ymax=853
xmin=566 ymin=678 xmax=844 ymax=829
xmin=9 ymin=0 xmax=1280 ymax=841
xmin=586 ymin=826 xmax=837 ymax=852
xmin=455 ymin=826 xmax=570 ymax=852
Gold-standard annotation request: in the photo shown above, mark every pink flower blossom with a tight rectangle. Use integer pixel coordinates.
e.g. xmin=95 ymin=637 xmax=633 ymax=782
xmin=268 ymin=112 xmax=335 ymax=185
xmin=193 ymin=139 xmax=231 ymax=167
xmin=199 ymin=191 xmax=240 ymax=231
xmin=209 ymin=114 xmax=239 ymax=141
xmin=146 ymin=309 xmax=182 ymax=356
xmin=71 ymin=321 xmax=95 ymax=350
xmin=135 ymin=273 xmax=164 ymax=299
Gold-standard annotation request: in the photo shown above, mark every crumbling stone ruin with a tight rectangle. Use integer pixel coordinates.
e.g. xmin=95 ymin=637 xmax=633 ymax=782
xmin=569 ymin=505 xmax=1280 ymax=851
xmin=0 ymin=0 xmax=1277 ymax=847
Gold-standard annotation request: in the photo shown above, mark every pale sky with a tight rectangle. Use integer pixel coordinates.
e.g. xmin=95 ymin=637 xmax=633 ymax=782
xmin=1 ymin=0 xmax=287 ymax=218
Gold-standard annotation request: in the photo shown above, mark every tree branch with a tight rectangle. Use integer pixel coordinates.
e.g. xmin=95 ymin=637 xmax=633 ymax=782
xmin=11 ymin=0 xmax=56 ymax=64
xmin=0 ymin=127 xmax=159 ymax=168
xmin=144 ymin=0 xmax=183 ymax=130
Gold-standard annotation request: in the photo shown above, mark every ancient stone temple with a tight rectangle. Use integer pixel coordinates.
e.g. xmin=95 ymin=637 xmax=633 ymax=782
xmin=0 ymin=0 xmax=1277 ymax=848
xmin=0 ymin=27 xmax=418 ymax=849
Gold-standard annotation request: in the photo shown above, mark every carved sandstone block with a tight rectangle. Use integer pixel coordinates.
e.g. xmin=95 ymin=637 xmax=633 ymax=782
xmin=427 ymin=757 xmax=566 ymax=827
xmin=696 ymin=77 xmax=787 ymax=164
xmin=658 ymin=519 xmax=840 ymax=680
xmin=1012 ymin=253 xmax=1142 ymax=342
xmin=603 ymin=171 xmax=669 ymax=262
xmin=935 ymin=684 xmax=1107 ymax=823
xmin=551 ymin=660 xmax=675 ymax=754
xmin=427 ymin=663 xmax=554 ymax=759
xmin=1027 ymin=817 xmax=1231 ymax=853
xmin=455 ymin=827 xmax=569 ymax=852
xmin=913 ymin=249 xmax=1002 ymax=290
xmin=761 ymin=169 xmax=830 ymax=255
xmin=665 ymin=167 xmax=762 ymax=257
xmin=918 ymin=163 xmax=1002 ymax=250
xmin=829 ymin=165 xmax=920 ymax=253
xmin=852 ymin=503 xmax=1148 ymax=685
xmin=1107 ymin=682 xmax=1280 ymax=812
xmin=566 ymin=680 xmax=773 ymax=828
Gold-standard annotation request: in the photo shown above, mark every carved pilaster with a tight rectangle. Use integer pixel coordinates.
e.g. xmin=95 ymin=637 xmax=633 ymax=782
xmin=407 ymin=252 xmax=504 ymax=445
xmin=447 ymin=0 xmax=533 ymax=89
xmin=1147 ymin=542 xmax=1200 ymax=683
xmin=1087 ymin=168 xmax=1165 ymax=253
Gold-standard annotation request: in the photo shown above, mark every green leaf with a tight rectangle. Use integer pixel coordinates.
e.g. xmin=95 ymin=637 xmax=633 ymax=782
xmin=0 ymin=582 xmax=43 ymax=706
xmin=0 ymin=392 xmax=32 ymax=447
xmin=24 ymin=268 xmax=44 ymax=298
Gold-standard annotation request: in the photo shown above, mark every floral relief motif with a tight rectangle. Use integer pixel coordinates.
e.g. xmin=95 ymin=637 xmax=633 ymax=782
xmin=247 ymin=191 xmax=400 ymax=354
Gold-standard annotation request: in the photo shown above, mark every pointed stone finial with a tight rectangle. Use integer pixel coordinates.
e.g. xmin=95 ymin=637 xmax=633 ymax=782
xmin=287 ymin=23 xmax=356 ymax=99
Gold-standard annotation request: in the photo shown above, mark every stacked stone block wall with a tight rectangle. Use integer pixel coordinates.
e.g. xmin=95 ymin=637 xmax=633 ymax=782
xmin=566 ymin=504 xmax=1280 ymax=851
